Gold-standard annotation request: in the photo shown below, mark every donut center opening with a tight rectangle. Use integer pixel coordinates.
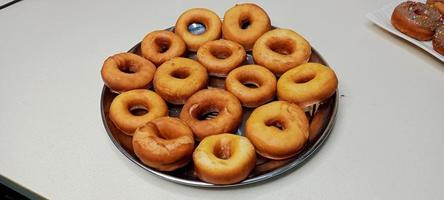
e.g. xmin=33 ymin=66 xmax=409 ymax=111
xmin=240 ymin=19 xmax=251 ymax=29
xmin=118 ymin=65 xmax=138 ymax=74
xmin=242 ymin=81 xmax=259 ymax=88
xmin=213 ymin=140 xmax=232 ymax=160
xmin=192 ymin=106 xmax=219 ymax=120
xmin=129 ymin=105 xmax=148 ymax=116
xmin=154 ymin=37 xmax=171 ymax=53
xmin=170 ymin=68 xmax=190 ymax=79
xmin=188 ymin=22 xmax=206 ymax=35
xmin=293 ymin=73 xmax=316 ymax=84
xmin=268 ymin=39 xmax=295 ymax=55
xmin=265 ymin=119 xmax=285 ymax=131
xmin=210 ymin=46 xmax=232 ymax=59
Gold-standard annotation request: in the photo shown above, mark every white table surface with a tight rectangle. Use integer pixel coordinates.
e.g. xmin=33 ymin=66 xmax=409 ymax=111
xmin=1 ymin=0 xmax=443 ymax=199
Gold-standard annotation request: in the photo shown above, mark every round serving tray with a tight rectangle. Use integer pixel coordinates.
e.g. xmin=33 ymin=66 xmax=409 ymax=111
xmin=100 ymin=27 xmax=338 ymax=188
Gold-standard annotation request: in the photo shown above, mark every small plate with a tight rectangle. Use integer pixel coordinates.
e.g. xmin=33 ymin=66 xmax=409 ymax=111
xmin=366 ymin=0 xmax=444 ymax=62
xmin=100 ymin=27 xmax=338 ymax=187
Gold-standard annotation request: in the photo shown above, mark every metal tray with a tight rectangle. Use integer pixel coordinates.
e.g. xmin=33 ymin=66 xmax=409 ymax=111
xmin=100 ymin=27 xmax=338 ymax=188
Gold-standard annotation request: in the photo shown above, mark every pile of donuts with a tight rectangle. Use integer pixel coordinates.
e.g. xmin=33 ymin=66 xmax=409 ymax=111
xmin=100 ymin=3 xmax=338 ymax=185
xmin=391 ymin=0 xmax=444 ymax=55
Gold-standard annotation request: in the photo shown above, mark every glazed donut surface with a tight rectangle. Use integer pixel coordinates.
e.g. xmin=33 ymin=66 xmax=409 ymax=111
xmin=433 ymin=25 xmax=444 ymax=55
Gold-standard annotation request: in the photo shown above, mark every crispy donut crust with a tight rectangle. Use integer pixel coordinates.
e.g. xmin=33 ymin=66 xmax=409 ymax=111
xmin=245 ymin=101 xmax=309 ymax=160
xmin=253 ymin=28 xmax=311 ymax=76
xmin=196 ymin=39 xmax=246 ymax=77
xmin=225 ymin=65 xmax=276 ymax=107
xmin=277 ymin=63 xmax=338 ymax=108
xmin=222 ymin=3 xmax=271 ymax=50
xmin=109 ymin=89 xmax=168 ymax=135
xmin=175 ymin=8 xmax=222 ymax=51
xmin=179 ymin=89 xmax=242 ymax=141
xmin=101 ymin=53 xmax=156 ymax=93
xmin=153 ymin=57 xmax=208 ymax=104
xmin=193 ymin=134 xmax=256 ymax=184
xmin=433 ymin=25 xmax=444 ymax=55
xmin=391 ymin=1 xmax=442 ymax=41
xmin=133 ymin=117 xmax=195 ymax=171
xmin=141 ymin=30 xmax=186 ymax=66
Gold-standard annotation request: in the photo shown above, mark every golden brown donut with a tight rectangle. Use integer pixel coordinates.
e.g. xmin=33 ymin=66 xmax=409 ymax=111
xmin=225 ymin=65 xmax=276 ymax=107
xmin=433 ymin=25 xmax=444 ymax=56
xmin=193 ymin=133 xmax=256 ymax=184
xmin=133 ymin=117 xmax=195 ymax=171
xmin=101 ymin=53 xmax=156 ymax=93
xmin=196 ymin=39 xmax=246 ymax=77
xmin=153 ymin=57 xmax=208 ymax=104
xmin=179 ymin=89 xmax=242 ymax=141
xmin=277 ymin=63 xmax=338 ymax=108
xmin=141 ymin=30 xmax=186 ymax=66
xmin=253 ymin=28 xmax=312 ymax=76
xmin=427 ymin=0 xmax=444 ymax=14
xmin=245 ymin=101 xmax=309 ymax=160
xmin=222 ymin=3 xmax=271 ymax=50
xmin=109 ymin=89 xmax=168 ymax=135
xmin=175 ymin=8 xmax=222 ymax=51
xmin=391 ymin=1 xmax=442 ymax=41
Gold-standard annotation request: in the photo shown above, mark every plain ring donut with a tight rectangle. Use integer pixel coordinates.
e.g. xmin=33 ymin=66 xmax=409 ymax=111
xmin=277 ymin=63 xmax=338 ymax=108
xmin=153 ymin=57 xmax=208 ymax=104
xmin=109 ymin=89 xmax=168 ymax=135
xmin=222 ymin=3 xmax=271 ymax=50
xmin=391 ymin=1 xmax=442 ymax=41
xmin=141 ymin=30 xmax=186 ymax=66
xmin=133 ymin=117 xmax=195 ymax=171
xmin=101 ymin=53 xmax=156 ymax=93
xmin=193 ymin=133 xmax=256 ymax=184
xmin=245 ymin=101 xmax=309 ymax=160
xmin=196 ymin=39 xmax=246 ymax=77
xmin=253 ymin=28 xmax=312 ymax=76
xmin=175 ymin=8 xmax=222 ymax=51
xmin=179 ymin=89 xmax=242 ymax=141
xmin=225 ymin=65 xmax=276 ymax=107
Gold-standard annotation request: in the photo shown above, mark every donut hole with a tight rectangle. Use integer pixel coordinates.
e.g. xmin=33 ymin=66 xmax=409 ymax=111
xmin=188 ymin=22 xmax=206 ymax=35
xmin=210 ymin=46 xmax=232 ymax=59
xmin=170 ymin=68 xmax=190 ymax=79
xmin=239 ymin=75 xmax=262 ymax=88
xmin=213 ymin=140 xmax=232 ymax=160
xmin=154 ymin=37 xmax=171 ymax=53
xmin=129 ymin=105 xmax=149 ymax=116
xmin=265 ymin=119 xmax=285 ymax=130
xmin=268 ymin=39 xmax=295 ymax=55
xmin=192 ymin=106 xmax=220 ymax=120
xmin=293 ymin=73 xmax=316 ymax=84
xmin=242 ymin=81 xmax=259 ymax=88
xmin=118 ymin=65 xmax=138 ymax=74
xmin=238 ymin=14 xmax=252 ymax=29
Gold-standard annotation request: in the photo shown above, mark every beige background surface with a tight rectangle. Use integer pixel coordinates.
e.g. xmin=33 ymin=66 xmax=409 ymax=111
xmin=0 ymin=0 xmax=443 ymax=199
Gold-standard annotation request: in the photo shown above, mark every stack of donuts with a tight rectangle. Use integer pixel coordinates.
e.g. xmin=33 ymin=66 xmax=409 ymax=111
xmin=391 ymin=1 xmax=444 ymax=55
xmin=100 ymin=3 xmax=338 ymax=185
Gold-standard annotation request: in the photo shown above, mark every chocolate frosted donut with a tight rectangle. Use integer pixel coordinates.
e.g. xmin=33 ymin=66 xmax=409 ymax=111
xmin=433 ymin=25 xmax=444 ymax=55
xmin=391 ymin=1 xmax=442 ymax=41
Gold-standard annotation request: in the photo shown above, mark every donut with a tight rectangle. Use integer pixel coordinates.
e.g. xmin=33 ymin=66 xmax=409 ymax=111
xmin=277 ymin=63 xmax=338 ymax=108
xmin=225 ymin=65 xmax=276 ymax=107
xmin=141 ymin=30 xmax=186 ymax=66
xmin=193 ymin=133 xmax=256 ymax=184
xmin=196 ymin=39 xmax=246 ymax=77
xmin=179 ymin=89 xmax=242 ymax=141
xmin=109 ymin=89 xmax=168 ymax=135
xmin=391 ymin=1 xmax=442 ymax=41
xmin=175 ymin=8 xmax=222 ymax=51
xmin=153 ymin=57 xmax=208 ymax=104
xmin=133 ymin=117 xmax=195 ymax=171
xmin=222 ymin=3 xmax=271 ymax=50
xmin=427 ymin=0 xmax=444 ymax=14
xmin=433 ymin=25 xmax=444 ymax=55
xmin=245 ymin=101 xmax=309 ymax=160
xmin=253 ymin=28 xmax=312 ymax=76
xmin=101 ymin=53 xmax=156 ymax=93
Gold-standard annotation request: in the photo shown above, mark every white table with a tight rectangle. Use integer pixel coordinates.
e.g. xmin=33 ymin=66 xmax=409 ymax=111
xmin=1 ymin=0 xmax=443 ymax=199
